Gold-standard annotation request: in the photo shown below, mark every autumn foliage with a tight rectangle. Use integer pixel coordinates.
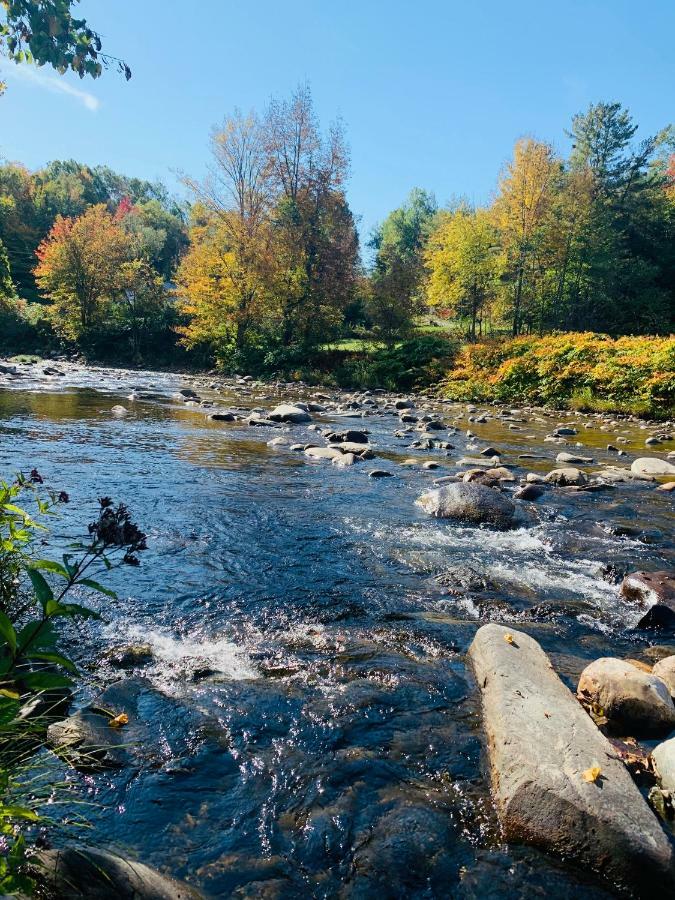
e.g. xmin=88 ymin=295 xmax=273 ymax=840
xmin=440 ymin=332 xmax=675 ymax=417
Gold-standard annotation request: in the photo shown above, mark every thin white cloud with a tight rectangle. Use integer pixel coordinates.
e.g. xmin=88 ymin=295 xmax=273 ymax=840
xmin=4 ymin=63 xmax=100 ymax=112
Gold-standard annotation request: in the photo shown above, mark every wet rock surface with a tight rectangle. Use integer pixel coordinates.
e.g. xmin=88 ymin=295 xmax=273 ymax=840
xmin=416 ymin=482 xmax=517 ymax=528
xmin=577 ymin=657 xmax=675 ymax=735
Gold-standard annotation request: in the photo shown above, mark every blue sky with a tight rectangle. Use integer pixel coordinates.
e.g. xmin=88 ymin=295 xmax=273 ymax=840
xmin=2 ymin=0 xmax=674 ymax=241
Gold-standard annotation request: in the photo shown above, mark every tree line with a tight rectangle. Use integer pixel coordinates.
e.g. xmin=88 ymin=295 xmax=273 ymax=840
xmin=0 ymin=93 xmax=673 ymax=371
xmin=374 ymin=103 xmax=675 ymax=341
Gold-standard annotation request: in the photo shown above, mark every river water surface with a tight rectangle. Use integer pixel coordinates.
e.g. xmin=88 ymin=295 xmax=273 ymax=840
xmin=1 ymin=364 xmax=673 ymax=899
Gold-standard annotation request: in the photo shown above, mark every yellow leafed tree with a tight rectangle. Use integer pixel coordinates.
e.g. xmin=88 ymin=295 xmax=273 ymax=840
xmin=425 ymin=206 xmax=501 ymax=340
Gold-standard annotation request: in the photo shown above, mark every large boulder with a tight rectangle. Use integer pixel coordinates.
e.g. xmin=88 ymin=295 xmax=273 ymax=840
xmin=416 ymin=482 xmax=516 ymax=529
xmin=577 ymin=657 xmax=675 ymax=735
xmin=468 ymin=624 xmax=675 ymax=895
xmin=621 ymin=571 xmax=675 ymax=629
xmin=631 ymin=457 xmax=675 ymax=477
xmin=37 ymin=846 xmax=201 ymax=899
xmin=268 ymin=404 xmax=312 ymax=423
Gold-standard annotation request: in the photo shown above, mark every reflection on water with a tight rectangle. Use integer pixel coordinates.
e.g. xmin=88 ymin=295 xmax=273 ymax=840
xmin=0 ymin=368 xmax=673 ymax=898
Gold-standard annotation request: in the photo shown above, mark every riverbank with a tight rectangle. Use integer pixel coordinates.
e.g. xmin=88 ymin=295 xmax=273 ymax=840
xmin=438 ymin=332 xmax=675 ymax=420
xmin=3 ymin=330 xmax=672 ymax=421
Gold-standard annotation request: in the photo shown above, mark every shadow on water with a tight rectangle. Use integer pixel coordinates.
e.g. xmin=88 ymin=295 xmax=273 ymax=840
xmin=0 ymin=375 xmax=673 ymax=898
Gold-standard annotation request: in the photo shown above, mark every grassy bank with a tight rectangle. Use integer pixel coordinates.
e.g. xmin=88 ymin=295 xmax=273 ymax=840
xmin=438 ymin=333 xmax=675 ymax=418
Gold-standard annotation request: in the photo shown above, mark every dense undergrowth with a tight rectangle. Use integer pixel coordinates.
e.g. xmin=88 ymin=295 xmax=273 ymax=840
xmin=438 ymin=332 xmax=675 ymax=418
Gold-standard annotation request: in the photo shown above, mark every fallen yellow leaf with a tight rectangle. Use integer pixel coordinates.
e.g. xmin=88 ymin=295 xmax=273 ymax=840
xmin=582 ymin=765 xmax=602 ymax=783
xmin=503 ymin=633 xmax=514 ymax=644
xmin=108 ymin=713 xmax=129 ymax=728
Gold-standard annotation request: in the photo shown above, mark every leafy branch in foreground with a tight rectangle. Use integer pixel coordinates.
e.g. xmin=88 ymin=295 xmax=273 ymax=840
xmin=0 ymin=0 xmax=131 ymax=79
xmin=0 ymin=472 xmax=146 ymax=893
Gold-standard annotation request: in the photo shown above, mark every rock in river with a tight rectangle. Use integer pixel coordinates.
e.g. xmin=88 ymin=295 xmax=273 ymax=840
xmin=468 ymin=624 xmax=675 ymax=895
xmin=269 ymin=404 xmax=312 ymax=423
xmin=577 ymin=657 xmax=675 ymax=735
xmin=556 ymin=451 xmax=594 ymax=464
xmin=631 ymin=457 xmax=675 ymax=477
xmin=545 ymin=467 xmax=587 ymax=486
xmin=620 ymin=570 xmax=675 ymax=629
xmin=37 ymin=845 xmax=202 ymax=899
xmin=416 ymin=482 xmax=516 ymax=529
xmin=304 ymin=446 xmax=343 ymax=461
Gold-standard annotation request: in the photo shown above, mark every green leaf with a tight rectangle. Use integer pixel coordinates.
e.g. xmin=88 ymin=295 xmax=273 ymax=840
xmin=26 ymin=568 xmax=54 ymax=608
xmin=0 ymin=806 xmax=39 ymax=823
xmin=79 ymin=579 xmax=117 ymax=598
xmin=47 ymin=603 xmax=100 ymax=621
xmin=16 ymin=621 xmax=56 ymax=651
xmin=19 ymin=671 xmax=73 ymax=692
xmin=31 ymin=559 xmax=70 ymax=579
xmin=27 ymin=652 xmax=77 ymax=674
xmin=0 ymin=611 xmax=16 ymax=655
xmin=0 ymin=696 xmax=19 ymax=726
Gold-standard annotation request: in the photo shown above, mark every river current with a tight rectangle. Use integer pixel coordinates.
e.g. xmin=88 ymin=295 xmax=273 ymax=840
xmin=1 ymin=363 xmax=673 ymax=899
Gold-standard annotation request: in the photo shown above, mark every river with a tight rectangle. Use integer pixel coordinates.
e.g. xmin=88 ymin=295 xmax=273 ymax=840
xmin=1 ymin=361 xmax=673 ymax=898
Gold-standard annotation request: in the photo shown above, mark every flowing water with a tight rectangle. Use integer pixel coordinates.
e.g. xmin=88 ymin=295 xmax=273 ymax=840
xmin=1 ymin=363 xmax=674 ymax=898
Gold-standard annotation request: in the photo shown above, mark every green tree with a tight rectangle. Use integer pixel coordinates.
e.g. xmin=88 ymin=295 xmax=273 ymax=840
xmin=368 ymin=188 xmax=437 ymax=343
xmin=565 ymin=102 xmax=674 ymax=333
xmin=425 ymin=206 xmax=501 ymax=340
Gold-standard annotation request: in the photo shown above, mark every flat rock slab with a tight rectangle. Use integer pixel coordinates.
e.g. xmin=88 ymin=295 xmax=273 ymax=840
xmin=468 ymin=624 xmax=675 ymax=896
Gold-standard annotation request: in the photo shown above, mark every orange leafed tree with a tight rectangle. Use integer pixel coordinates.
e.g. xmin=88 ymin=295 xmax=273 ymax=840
xmin=34 ymin=204 xmax=130 ymax=339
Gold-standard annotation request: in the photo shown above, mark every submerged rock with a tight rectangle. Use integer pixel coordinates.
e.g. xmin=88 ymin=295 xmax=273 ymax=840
xmin=577 ymin=657 xmax=675 ymax=736
xmin=37 ymin=846 xmax=202 ymax=899
xmin=416 ymin=482 xmax=517 ymax=529
xmin=468 ymin=624 xmax=675 ymax=896
xmin=104 ymin=644 xmax=153 ymax=669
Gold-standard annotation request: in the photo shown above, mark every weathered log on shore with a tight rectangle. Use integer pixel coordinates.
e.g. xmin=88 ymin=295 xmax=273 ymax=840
xmin=468 ymin=623 xmax=675 ymax=896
